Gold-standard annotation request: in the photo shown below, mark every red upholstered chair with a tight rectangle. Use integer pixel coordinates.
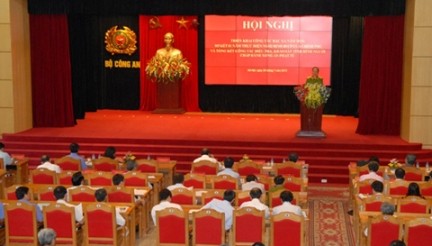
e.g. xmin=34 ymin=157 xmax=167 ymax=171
xmin=275 ymin=161 xmax=302 ymax=177
xmin=4 ymin=201 xmax=38 ymax=245
xmin=88 ymin=171 xmax=113 ymax=186
xmin=58 ymin=171 xmax=74 ymax=185
xmin=236 ymin=161 xmax=262 ymax=176
xmin=201 ymin=190 xmax=224 ymax=205
xmin=68 ymin=186 xmax=96 ymax=202
xmin=269 ymin=189 xmax=284 ymax=208
xmin=360 ymin=195 xmax=394 ymax=212
xmin=184 ymin=173 xmax=206 ymax=189
xmin=123 ymin=171 xmax=147 ymax=187
xmin=5 ymin=185 xmax=34 ymax=201
xmin=30 ymin=168 xmax=57 ymax=184
xmin=92 ymin=157 xmax=118 ymax=172
xmin=55 ymin=156 xmax=81 ymax=171
xmin=192 ymin=209 xmax=225 ymax=245
xmin=171 ymin=188 xmax=196 ymax=205
xmin=404 ymin=217 xmax=432 ymax=245
xmin=192 ymin=161 xmax=218 ymax=175
xmin=270 ymin=212 xmax=305 ymax=246
xmin=233 ymin=207 xmax=265 ymax=245
xmin=386 ymin=180 xmax=409 ymax=198
xmin=156 ymin=208 xmax=188 ymax=246
xmin=37 ymin=185 xmax=57 ymax=201
xmin=367 ymin=215 xmax=402 ymax=246
xmin=84 ymin=202 xmax=124 ymax=245
xmin=212 ymin=175 xmax=238 ymax=190
xmin=404 ymin=167 xmax=425 ymax=181
xmin=236 ymin=190 xmax=252 ymax=207
xmin=108 ymin=186 xmax=134 ymax=203
xmin=283 ymin=176 xmax=306 ymax=192
xmin=135 ymin=159 xmax=158 ymax=173
xmin=256 ymin=174 xmax=272 ymax=191
xmin=397 ymin=196 xmax=429 ymax=214
xmin=44 ymin=203 xmax=81 ymax=245
xmin=419 ymin=182 xmax=432 ymax=198
xmin=356 ymin=180 xmax=375 ymax=195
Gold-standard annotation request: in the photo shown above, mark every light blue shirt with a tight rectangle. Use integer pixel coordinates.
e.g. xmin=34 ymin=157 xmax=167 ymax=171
xmin=19 ymin=199 xmax=43 ymax=222
xmin=217 ymin=168 xmax=241 ymax=187
xmin=68 ymin=153 xmax=87 ymax=170
xmin=0 ymin=150 xmax=13 ymax=166
xmin=201 ymin=199 xmax=234 ymax=230
xmin=0 ymin=202 xmax=4 ymax=220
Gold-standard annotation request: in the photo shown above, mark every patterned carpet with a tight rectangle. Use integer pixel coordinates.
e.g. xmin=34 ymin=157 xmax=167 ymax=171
xmin=308 ymin=185 xmax=355 ymax=246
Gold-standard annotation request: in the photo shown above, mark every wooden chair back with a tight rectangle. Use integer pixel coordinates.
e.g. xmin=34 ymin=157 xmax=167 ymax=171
xmin=156 ymin=208 xmax=188 ymax=246
xmin=404 ymin=217 xmax=432 ymax=245
xmin=4 ymin=201 xmax=38 ymax=245
xmin=171 ymin=188 xmax=196 ymax=205
xmin=201 ymin=189 xmax=224 ymax=205
xmin=276 ymin=161 xmax=302 ymax=177
xmin=5 ymin=185 xmax=34 ymax=201
xmin=192 ymin=209 xmax=225 ymax=245
xmin=404 ymin=167 xmax=425 ymax=181
xmin=236 ymin=161 xmax=262 ymax=176
xmin=37 ymin=185 xmax=57 ymax=201
xmin=192 ymin=161 xmax=218 ymax=175
xmin=30 ymin=168 xmax=57 ymax=184
xmin=58 ymin=171 xmax=74 ymax=185
xmin=108 ymin=186 xmax=135 ymax=203
xmin=55 ymin=156 xmax=81 ymax=171
xmin=84 ymin=202 xmax=123 ymax=245
xmin=419 ymin=182 xmax=432 ymax=198
xmin=88 ymin=171 xmax=113 ymax=186
xmin=44 ymin=203 xmax=79 ymax=245
xmin=283 ymin=176 xmax=306 ymax=192
xmin=386 ymin=180 xmax=410 ymax=198
xmin=367 ymin=215 xmax=402 ymax=246
xmin=212 ymin=175 xmax=238 ymax=190
xmin=123 ymin=171 xmax=147 ymax=187
xmin=233 ymin=207 xmax=265 ymax=245
xmin=355 ymin=179 xmax=375 ymax=195
xmin=68 ymin=186 xmax=95 ymax=202
xmin=92 ymin=157 xmax=118 ymax=172
xmin=135 ymin=159 xmax=158 ymax=173
xmin=270 ymin=212 xmax=305 ymax=246
xmin=184 ymin=173 xmax=206 ymax=189
xmin=397 ymin=196 xmax=430 ymax=213
xmin=360 ymin=195 xmax=395 ymax=212
xmin=236 ymin=190 xmax=252 ymax=207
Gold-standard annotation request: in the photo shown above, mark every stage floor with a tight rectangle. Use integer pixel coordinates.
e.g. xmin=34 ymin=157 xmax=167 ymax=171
xmin=15 ymin=110 xmax=410 ymax=146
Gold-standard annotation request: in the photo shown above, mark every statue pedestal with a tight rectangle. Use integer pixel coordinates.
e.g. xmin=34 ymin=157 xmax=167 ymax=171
xmin=153 ymin=80 xmax=185 ymax=114
xmin=296 ymin=103 xmax=326 ymax=138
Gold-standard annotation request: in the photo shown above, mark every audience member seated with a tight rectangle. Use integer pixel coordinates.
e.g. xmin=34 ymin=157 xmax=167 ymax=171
xmin=242 ymin=174 xmax=265 ymax=193
xmin=53 ymin=185 xmax=84 ymax=224
xmin=390 ymin=240 xmax=406 ymax=246
xmin=193 ymin=148 xmax=219 ymax=164
xmin=405 ymin=182 xmax=424 ymax=199
xmin=288 ymin=152 xmax=299 ymax=162
xmin=167 ymin=173 xmax=193 ymax=191
xmin=38 ymin=228 xmax=57 ymax=246
xmin=68 ymin=171 xmax=87 ymax=191
xmin=252 ymin=242 xmax=265 ymax=246
xmin=371 ymin=180 xmax=384 ymax=195
xmin=269 ymin=175 xmax=285 ymax=193
xmin=37 ymin=155 xmax=61 ymax=173
xmin=151 ymin=188 xmax=183 ymax=225
xmin=359 ymin=161 xmax=383 ymax=182
xmin=201 ymin=189 xmax=236 ymax=230
xmin=103 ymin=146 xmax=117 ymax=159
xmin=126 ymin=160 xmax=136 ymax=171
xmin=357 ymin=156 xmax=380 ymax=167
xmin=272 ymin=190 xmax=304 ymax=217
xmin=239 ymin=188 xmax=270 ymax=219
xmin=0 ymin=142 xmax=14 ymax=169
xmin=67 ymin=142 xmax=87 ymax=170
xmin=217 ymin=157 xmax=240 ymax=183
xmin=94 ymin=188 xmax=125 ymax=226
xmin=0 ymin=202 xmax=4 ymax=227
xmin=394 ymin=168 xmax=405 ymax=181
xmin=112 ymin=173 xmax=145 ymax=206
xmin=405 ymin=154 xmax=417 ymax=167
xmin=16 ymin=186 xmax=44 ymax=223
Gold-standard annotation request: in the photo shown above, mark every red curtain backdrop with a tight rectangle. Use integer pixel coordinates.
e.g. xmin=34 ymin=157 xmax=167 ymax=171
xmin=139 ymin=16 xmax=200 ymax=111
xmin=29 ymin=15 xmax=75 ymax=127
xmin=356 ymin=16 xmax=404 ymax=135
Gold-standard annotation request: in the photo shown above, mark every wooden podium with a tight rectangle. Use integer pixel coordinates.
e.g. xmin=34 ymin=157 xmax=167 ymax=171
xmin=153 ymin=80 xmax=185 ymax=114
xmin=296 ymin=103 xmax=326 ymax=138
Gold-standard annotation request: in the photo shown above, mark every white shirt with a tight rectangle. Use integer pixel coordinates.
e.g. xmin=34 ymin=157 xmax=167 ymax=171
xmin=0 ymin=150 xmax=13 ymax=166
xmin=359 ymin=172 xmax=384 ymax=182
xmin=151 ymin=200 xmax=183 ymax=225
xmin=37 ymin=161 xmax=62 ymax=173
xmin=56 ymin=199 xmax=84 ymax=222
xmin=201 ymin=199 xmax=234 ymax=230
xmin=239 ymin=198 xmax=270 ymax=219
xmin=272 ymin=201 xmax=304 ymax=217
xmin=167 ymin=183 xmax=193 ymax=191
xmin=115 ymin=207 xmax=126 ymax=226
xmin=242 ymin=181 xmax=265 ymax=193
xmin=193 ymin=154 xmax=218 ymax=163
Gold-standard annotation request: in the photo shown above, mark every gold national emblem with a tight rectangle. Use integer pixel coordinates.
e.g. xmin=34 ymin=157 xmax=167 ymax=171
xmin=105 ymin=26 xmax=137 ymax=55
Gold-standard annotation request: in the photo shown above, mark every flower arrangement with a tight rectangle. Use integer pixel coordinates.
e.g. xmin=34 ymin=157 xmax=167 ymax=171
xmin=145 ymin=55 xmax=191 ymax=83
xmin=123 ymin=152 xmax=136 ymax=163
xmin=294 ymin=78 xmax=331 ymax=109
xmin=388 ymin=158 xmax=401 ymax=169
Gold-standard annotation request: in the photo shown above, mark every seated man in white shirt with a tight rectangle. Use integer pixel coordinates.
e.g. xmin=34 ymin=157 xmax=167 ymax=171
xmin=53 ymin=185 xmax=84 ymax=225
xmin=167 ymin=173 xmax=193 ymax=191
xmin=272 ymin=190 xmax=304 ymax=217
xmin=239 ymin=188 xmax=270 ymax=219
xmin=201 ymin=189 xmax=236 ymax=230
xmin=151 ymin=188 xmax=183 ymax=225
xmin=242 ymin=174 xmax=265 ymax=193
xmin=359 ymin=161 xmax=383 ymax=182
xmin=193 ymin=148 xmax=223 ymax=171
xmin=0 ymin=142 xmax=14 ymax=169
xmin=95 ymin=188 xmax=125 ymax=226
xmin=217 ymin=157 xmax=240 ymax=185
xmin=37 ymin=155 xmax=62 ymax=174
